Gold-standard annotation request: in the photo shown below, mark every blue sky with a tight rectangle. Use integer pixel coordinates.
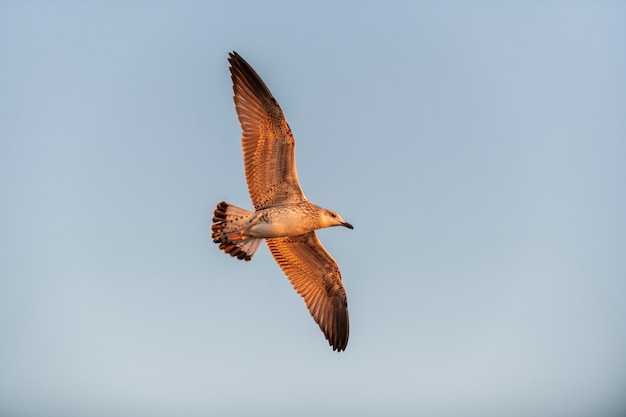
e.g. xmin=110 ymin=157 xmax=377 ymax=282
xmin=1 ymin=1 xmax=625 ymax=416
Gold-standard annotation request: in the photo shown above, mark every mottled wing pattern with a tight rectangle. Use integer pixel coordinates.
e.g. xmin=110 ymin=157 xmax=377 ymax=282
xmin=266 ymin=232 xmax=349 ymax=351
xmin=228 ymin=52 xmax=306 ymax=210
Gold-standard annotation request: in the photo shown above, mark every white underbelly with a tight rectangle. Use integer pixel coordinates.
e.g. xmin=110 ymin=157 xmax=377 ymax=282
xmin=247 ymin=217 xmax=310 ymax=238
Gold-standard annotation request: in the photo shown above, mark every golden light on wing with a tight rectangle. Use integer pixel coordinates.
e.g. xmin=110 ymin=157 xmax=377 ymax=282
xmin=266 ymin=233 xmax=349 ymax=351
xmin=228 ymin=52 xmax=306 ymax=210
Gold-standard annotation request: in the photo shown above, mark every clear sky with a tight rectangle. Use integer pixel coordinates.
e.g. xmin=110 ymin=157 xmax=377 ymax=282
xmin=1 ymin=1 xmax=625 ymax=416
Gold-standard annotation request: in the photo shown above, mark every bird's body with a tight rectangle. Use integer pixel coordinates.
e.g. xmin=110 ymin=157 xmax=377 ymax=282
xmin=212 ymin=52 xmax=353 ymax=351
xmin=216 ymin=201 xmax=341 ymax=239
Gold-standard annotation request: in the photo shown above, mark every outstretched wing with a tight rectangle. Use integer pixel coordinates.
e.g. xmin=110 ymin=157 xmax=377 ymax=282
xmin=266 ymin=232 xmax=349 ymax=351
xmin=228 ymin=52 xmax=306 ymax=210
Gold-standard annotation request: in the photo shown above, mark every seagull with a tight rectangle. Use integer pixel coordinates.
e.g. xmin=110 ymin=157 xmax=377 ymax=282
xmin=211 ymin=52 xmax=353 ymax=351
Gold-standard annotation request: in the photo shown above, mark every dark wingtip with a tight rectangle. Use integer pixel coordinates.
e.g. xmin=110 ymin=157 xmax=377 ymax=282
xmin=227 ymin=50 xmax=277 ymax=112
xmin=228 ymin=51 xmax=240 ymax=63
xmin=330 ymin=335 xmax=348 ymax=352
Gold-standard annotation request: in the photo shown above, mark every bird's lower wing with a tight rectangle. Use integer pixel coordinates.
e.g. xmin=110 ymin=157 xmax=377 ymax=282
xmin=266 ymin=232 xmax=349 ymax=351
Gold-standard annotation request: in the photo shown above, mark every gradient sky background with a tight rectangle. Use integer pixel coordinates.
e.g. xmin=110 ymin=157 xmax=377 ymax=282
xmin=1 ymin=1 xmax=625 ymax=416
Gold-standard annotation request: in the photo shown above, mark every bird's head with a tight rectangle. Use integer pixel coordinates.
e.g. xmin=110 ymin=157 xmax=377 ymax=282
xmin=322 ymin=209 xmax=354 ymax=230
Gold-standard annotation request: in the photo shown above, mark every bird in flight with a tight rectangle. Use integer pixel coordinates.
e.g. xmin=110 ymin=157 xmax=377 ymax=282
xmin=212 ymin=52 xmax=353 ymax=351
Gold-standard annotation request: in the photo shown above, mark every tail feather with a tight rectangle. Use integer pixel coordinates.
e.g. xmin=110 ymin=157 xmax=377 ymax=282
xmin=211 ymin=201 xmax=262 ymax=261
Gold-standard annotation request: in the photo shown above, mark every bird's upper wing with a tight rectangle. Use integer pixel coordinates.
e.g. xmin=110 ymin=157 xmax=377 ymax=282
xmin=228 ymin=52 xmax=306 ymax=210
xmin=266 ymin=232 xmax=349 ymax=351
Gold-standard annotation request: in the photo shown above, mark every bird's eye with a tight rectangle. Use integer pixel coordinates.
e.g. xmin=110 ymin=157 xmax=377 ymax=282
xmin=330 ymin=212 xmax=337 ymax=218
